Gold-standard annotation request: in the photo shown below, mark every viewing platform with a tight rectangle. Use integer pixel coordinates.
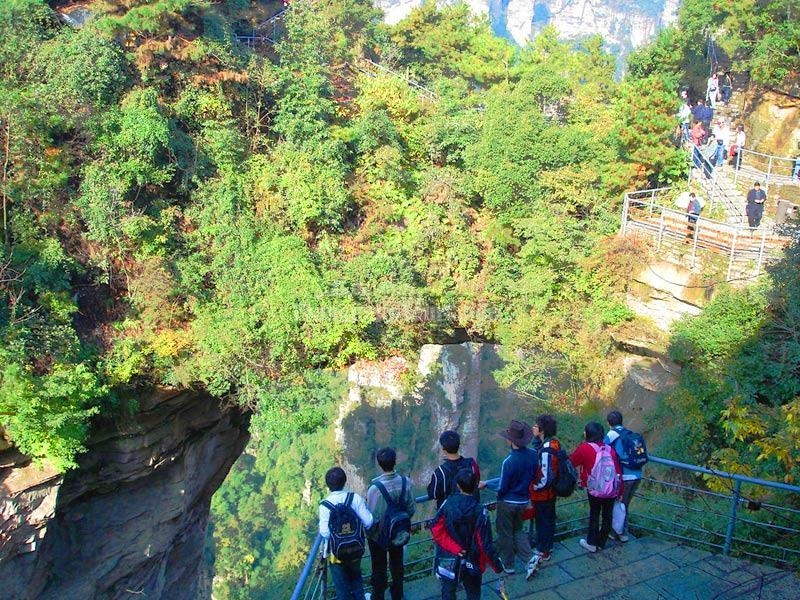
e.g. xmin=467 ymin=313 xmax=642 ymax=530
xmin=292 ymin=457 xmax=800 ymax=600
xmin=402 ymin=535 xmax=800 ymax=599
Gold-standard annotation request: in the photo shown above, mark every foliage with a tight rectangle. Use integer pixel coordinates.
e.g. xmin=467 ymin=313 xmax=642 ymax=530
xmin=656 ymin=239 xmax=800 ymax=484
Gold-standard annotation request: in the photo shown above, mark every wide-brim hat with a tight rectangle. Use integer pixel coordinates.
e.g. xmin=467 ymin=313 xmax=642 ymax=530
xmin=499 ymin=419 xmax=534 ymax=447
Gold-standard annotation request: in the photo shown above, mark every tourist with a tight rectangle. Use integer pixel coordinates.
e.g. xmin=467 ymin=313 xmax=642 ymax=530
xmin=793 ymin=152 xmax=800 ymax=182
xmin=605 ymin=411 xmax=649 ymax=542
xmin=712 ymin=120 xmax=730 ymax=167
xmin=678 ymin=100 xmax=693 ymax=143
xmin=692 ymin=99 xmax=712 ymax=129
xmin=706 ymin=73 xmax=720 ymax=109
xmin=365 ymin=447 xmax=415 ymax=600
xmin=480 ymin=420 xmax=539 ymax=580
xmin=746 ymin=182 xmax=767 ymax=228
xmin=528 ymin=414 xmax=561 ymax=569
xmin=569 ymin=422 xmax=623 ymax=553
xmin=320 ymin=467 xmax=374 ymax=600
xmin=427 ymin=430 xmax=480 ymax=509
xmin=685 ymin=192 xmax=703 ymax=237
xmin=431 ymin=468 xmax=506 ymax=600
xmin=731 ymin=124 xmax=746 ymax=168
xmin=721 ymin=70 xmax=733 ymax=105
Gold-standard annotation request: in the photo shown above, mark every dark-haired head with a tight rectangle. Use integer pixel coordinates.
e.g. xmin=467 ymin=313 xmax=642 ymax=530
xmin=535 ymin=414 xmax=557 ymax=438
xmin=439 ymin=430 xmax=461 ymax=454
xmin=376 ymin=447 xmax=397 ymax=472
xmin=455 ymin=467 xmax=477 ymax=494
xmin=607 ymin=411 xmax=623 ymax=427
xmin=325 ymin=467 xmax=346 ymax=491
xmin=584 ymin=421 xmax=604 ymax=443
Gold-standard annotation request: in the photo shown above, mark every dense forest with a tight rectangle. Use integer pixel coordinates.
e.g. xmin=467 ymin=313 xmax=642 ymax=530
xmin=0 ymin=0 xmax=798 ymax=598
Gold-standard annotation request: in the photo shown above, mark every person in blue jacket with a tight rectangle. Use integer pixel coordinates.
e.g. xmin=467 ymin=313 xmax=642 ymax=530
xmin=480 ymin=420 xmax=539 ymax=581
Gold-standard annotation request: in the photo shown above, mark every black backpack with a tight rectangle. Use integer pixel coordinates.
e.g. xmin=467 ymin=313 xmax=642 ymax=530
xmin=374 ymin=478 xmax=412 ymax=549
xmin=321 ymin=493 xmax=365 ymax=561
xmin=616 ymin=428 xmax=649 ymax=469
xmin=437 ymin=457 xmax=478 ymax=502
xmin=542 ymin=443 xmax=578 ymax=498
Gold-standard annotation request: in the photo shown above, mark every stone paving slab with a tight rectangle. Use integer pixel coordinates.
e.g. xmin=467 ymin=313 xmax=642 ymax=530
xmin=401 ymin=535 xmax=799 ymax=600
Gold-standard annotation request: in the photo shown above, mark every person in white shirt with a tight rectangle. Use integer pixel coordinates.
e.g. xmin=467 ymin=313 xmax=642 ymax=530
xmin=706 ymin=73 xmax=719 ymax=109
xmin=731 ymin=124 xmax=746 ymax=168
xmin=711 ymin=120 xmax=730 ymax=167
xmin=319 ymin=467 xmax=374 ymax=600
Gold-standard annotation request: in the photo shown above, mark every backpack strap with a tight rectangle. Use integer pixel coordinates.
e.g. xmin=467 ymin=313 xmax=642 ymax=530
xmin=345 ymin=492 xmax=354 ymax=508
xmin=400 ymin=476 xmax=407 ymax=505
xmin=373 ymin=480 xmax=397 ymax=507
xmin=321 ymin=500 xmax=336 ymax=512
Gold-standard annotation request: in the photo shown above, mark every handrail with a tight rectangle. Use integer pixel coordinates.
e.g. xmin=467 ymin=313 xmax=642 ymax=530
xmin=291 ymin=455 xmax=800 ymax=599
xmin=290 ymin=533 xmax=324 ymax=600
xmin=290 ymin=476 xmax=500 ymax=600
xmin=647 ymin=456 xmax=800 ymax=494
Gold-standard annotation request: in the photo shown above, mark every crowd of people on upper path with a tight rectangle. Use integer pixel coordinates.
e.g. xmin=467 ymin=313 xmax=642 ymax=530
xmin=675 ymin=70 xmax=795 ymax=232
xmin=679 ymin=73 xmax=746 ymax=182
xmin=318 ymin=411 xmax=649 ymax=600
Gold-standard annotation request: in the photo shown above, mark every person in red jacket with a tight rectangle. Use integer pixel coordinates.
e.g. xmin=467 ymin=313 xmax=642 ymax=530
xmin=569 ymin=422 xmax=624 ymax=553
xmin=431 ymin=468 xmax=506 ymax=600
xmin=528 ymin=414 xmax=560 ymax=568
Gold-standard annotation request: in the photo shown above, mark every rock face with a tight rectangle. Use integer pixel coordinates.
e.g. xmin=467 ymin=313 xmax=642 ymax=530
xmin=626 ymin=259 xmax=711 ymax=332
xmin=0 ymin=388 xmax=250 ymax=600
xmin=375 ymin=0 xmax=679 ymax=58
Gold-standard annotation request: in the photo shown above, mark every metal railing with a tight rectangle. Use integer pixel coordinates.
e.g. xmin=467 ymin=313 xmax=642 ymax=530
xmin=290 ymin=476 xmax=502 ymax=600
xmin=234 ymin=7 xmax=288 ymax=47
xmin=351 ymin=58 xmax=439 ymax=103
xmin=620 ymin=189 xmax=790 ymax=280
xmin=291 ymin=455 xmax=800 ymax=600
xmin=684 ymin=142 xmax=744 ymax=223
xmin=733 ymin=148 xmax=800 ymax=193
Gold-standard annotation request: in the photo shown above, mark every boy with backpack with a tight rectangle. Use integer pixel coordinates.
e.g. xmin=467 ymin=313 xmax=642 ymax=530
xmin=605 ymin=411 xmax=648 ymax=542
xmin=528 ymin=415 xmax=577 ymax=570
xmin=431 ymin=468 xmax=505 ymax=600
xmin=569 ymin=422 xmax=624 ymax=553
xmin=427 ymin=430 xmax=481 ymax=509
xmin=319 ymin=467 xmax=374 ymax=600
xmin=366 ymin=447 xmax=416 ymax=600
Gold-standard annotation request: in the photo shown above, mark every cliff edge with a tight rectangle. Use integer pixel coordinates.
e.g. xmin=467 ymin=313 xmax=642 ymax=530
xmin=0 ymin=388 xmax=250 ymax=600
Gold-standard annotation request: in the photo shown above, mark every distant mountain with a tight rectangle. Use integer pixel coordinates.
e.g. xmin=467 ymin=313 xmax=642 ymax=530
xmin=376 ymin=0 xmax=680 ymax=60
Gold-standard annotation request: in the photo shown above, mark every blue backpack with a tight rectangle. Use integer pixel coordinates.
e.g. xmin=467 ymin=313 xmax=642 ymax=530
xmin=374 ymin=478 xmax=412 ymax=549
xmin=321 ymin=493 xmax=365 ymax=561
xmin=615 ymin=428 xmax=649 ymax=470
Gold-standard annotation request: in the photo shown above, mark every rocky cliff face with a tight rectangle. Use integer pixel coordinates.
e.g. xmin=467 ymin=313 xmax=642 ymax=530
xmin=375 ymin=0 xmax=679 ymax=57
xmin=0 ymin=388 xmax=250 ymax=600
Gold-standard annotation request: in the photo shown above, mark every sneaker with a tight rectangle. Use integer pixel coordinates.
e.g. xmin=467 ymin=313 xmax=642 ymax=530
xmin=618 ymin=533 xmax=630 ymax=543
xmin=534 ymin=550 xmax=552 ymax=561
xmin=526 ymin=555 xmax=540 ymax=580
xmin=579 ymin=538 xmax=597 ymax=553
xmin=503 ymin=567 xmax=516 ymax=575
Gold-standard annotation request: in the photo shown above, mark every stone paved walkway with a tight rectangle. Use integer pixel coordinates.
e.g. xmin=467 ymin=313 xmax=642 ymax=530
xmin=402 ymin=536 xmax=800 ymax=599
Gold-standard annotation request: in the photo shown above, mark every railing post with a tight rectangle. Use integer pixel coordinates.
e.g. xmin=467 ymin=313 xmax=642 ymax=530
xmin=756 ymin=228 xmax=767 ymax=276
xmin=727 ymin=227 xmax=739 ymax=281
xmin=734 ymin=150 xmax=741 ymax=187
xmin=620 ymin=194 xmax=630 ymax=236
xmin=691 ymin=218 xmax=700 ymax=268
xmin=766 ymin=155 xmax=773 ymax=194
xmin=723 ymin=479 xmax=742 ymax=555
xmin=656 ymin=212 xmax=665 ymax=252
